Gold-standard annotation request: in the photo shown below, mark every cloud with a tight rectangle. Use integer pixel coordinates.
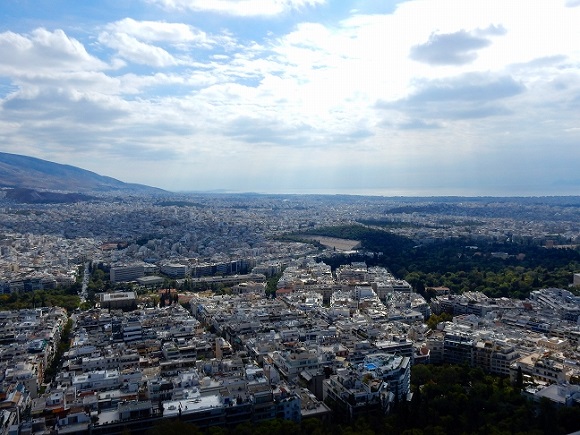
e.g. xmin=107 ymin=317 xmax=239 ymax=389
xmin=5 ymin=71 xmax=126 ymax=101
xmin=398 ymin=119 xmax=442 ymax=130
xmin=224 ymin=115 xmax=315 ymax=146
xmin=406 ymin=73 xmax=525 ymax=103
xmin=1 ymin=0 xmax=579 ymax=195
xmin=145 ymin=0 xmax=326 ymax=16
xmin=95 ymin=140 xmax=184 ymax=161
xmin=98 ymin=32 xmax=179 ymax=67
xmin=410 ymin=30 xmax=492 ymax=65
xmin=0 ymin=28 xmax=107 ymax=75
xmin=378 ymin=73 xmax=525 ymax=121
xmin=98 ymin=18 xmax=237 ymax=67
xmin=105 ymin=18 xmax=208 ymax=44
xmin=509 ymin=55 xmax=568 ymax=70
xmin=334 ymin=128 xmax=374 ymax=142
xmin=566 ymin=0 xmax=580 ymax=7
xmin=1 ymin=87 xmax=128 ymax=125
xmin=474 ymin=24 xmax=507 ymax=37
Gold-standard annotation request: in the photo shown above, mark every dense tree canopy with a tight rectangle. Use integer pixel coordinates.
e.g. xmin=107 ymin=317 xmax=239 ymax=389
xmin=304 ymin=224 xmax=579 ymax=299
xmin=0 ymin=287 xmax=80 ymax=312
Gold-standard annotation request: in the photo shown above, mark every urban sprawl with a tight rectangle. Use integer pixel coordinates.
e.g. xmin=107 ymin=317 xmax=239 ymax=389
xmin=0 ymin=194 xmax=579 ymax=434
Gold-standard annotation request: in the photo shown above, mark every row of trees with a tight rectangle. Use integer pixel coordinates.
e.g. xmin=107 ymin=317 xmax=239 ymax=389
xmin=159 ymin=289 xmax=179 ymax=306
xmin=44 ymin=318 xmax=73 ymax=382
xmin=266 ymin=271 xmax=284 ymax=296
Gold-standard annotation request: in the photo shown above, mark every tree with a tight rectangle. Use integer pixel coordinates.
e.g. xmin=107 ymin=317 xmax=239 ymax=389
xmin=146 ymin=420 xmax=200 ymax=435
xmin=426 ymin=313 xmax=452 ymax=330
xmin=515 ymin=366 xmax=524 ymax=391
xmin=266 ymin=271 xmax=284 ymax=296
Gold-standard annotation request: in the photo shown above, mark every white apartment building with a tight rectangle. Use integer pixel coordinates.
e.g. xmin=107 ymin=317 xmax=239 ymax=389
xmin=272 ymin=348 xmax=320 ymax=380
xmin=110 ymin=265 xmax=145 ymax=283
xmin=160 ymin=263 xmax=188 ymax=278
xmin=359 ymin=353 xmax=411 ymax=401
xmin=72 ymin=369 xmax=121 ymax=393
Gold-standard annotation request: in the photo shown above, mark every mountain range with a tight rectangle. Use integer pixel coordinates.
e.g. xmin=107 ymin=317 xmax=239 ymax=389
xmin=0 ymin=152 xmax=163 ymax=197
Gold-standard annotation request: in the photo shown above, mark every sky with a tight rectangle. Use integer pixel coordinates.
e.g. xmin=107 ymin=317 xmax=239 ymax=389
xmin=1 ymin=0 xmax=579 ymax=196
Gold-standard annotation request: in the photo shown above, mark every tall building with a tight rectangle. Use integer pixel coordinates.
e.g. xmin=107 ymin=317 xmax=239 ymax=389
xmin=110 ymin=265 xmax=144 ymax=283
xmin=359 ymin=353 xmax=411 ymax=401
xmin=160 ymin=263 xmax=188 ymax=278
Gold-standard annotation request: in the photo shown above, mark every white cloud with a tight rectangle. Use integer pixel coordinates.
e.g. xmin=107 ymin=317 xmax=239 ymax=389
xmin=0 ymin=28 xmax=107 ymax=75
xmin=104 ymin=18 xmax=212 ymax=47
xmin=1 ymin=0 xmax=580 ymax=194
xmin=98 ymin=32 xmax=179 ymax=67
xmin=410 ymin=30 xmax=493 ymax=65
xmin=146 ymin=0 xmax=326 ymax=16
xmin=3 ymin=87 xmax=129 ymax=124
xmin=98 ymin=18 xmax=238 ymax=67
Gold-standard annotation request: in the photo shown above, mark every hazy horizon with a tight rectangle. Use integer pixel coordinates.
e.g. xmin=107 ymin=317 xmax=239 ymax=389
xmin=177 ymin=186 xmax=580 ymax=198
xmin=1 ymin=1 xmax=579 ymax=195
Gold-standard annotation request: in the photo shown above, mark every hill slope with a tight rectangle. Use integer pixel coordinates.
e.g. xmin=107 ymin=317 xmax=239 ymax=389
xmin=0 ymin=152 xmax=163 ymax=193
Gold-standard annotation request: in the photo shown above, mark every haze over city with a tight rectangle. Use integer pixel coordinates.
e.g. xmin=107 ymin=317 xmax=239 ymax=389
xmin=1 ymin=0 xmax=579 ymax=195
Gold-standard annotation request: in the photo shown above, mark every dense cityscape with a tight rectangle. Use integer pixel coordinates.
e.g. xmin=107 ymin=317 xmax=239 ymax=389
xmin=2 ymin=0 xmax=580 ymax=433
xmin=0 ymin=192 xmax=579 ymax=434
